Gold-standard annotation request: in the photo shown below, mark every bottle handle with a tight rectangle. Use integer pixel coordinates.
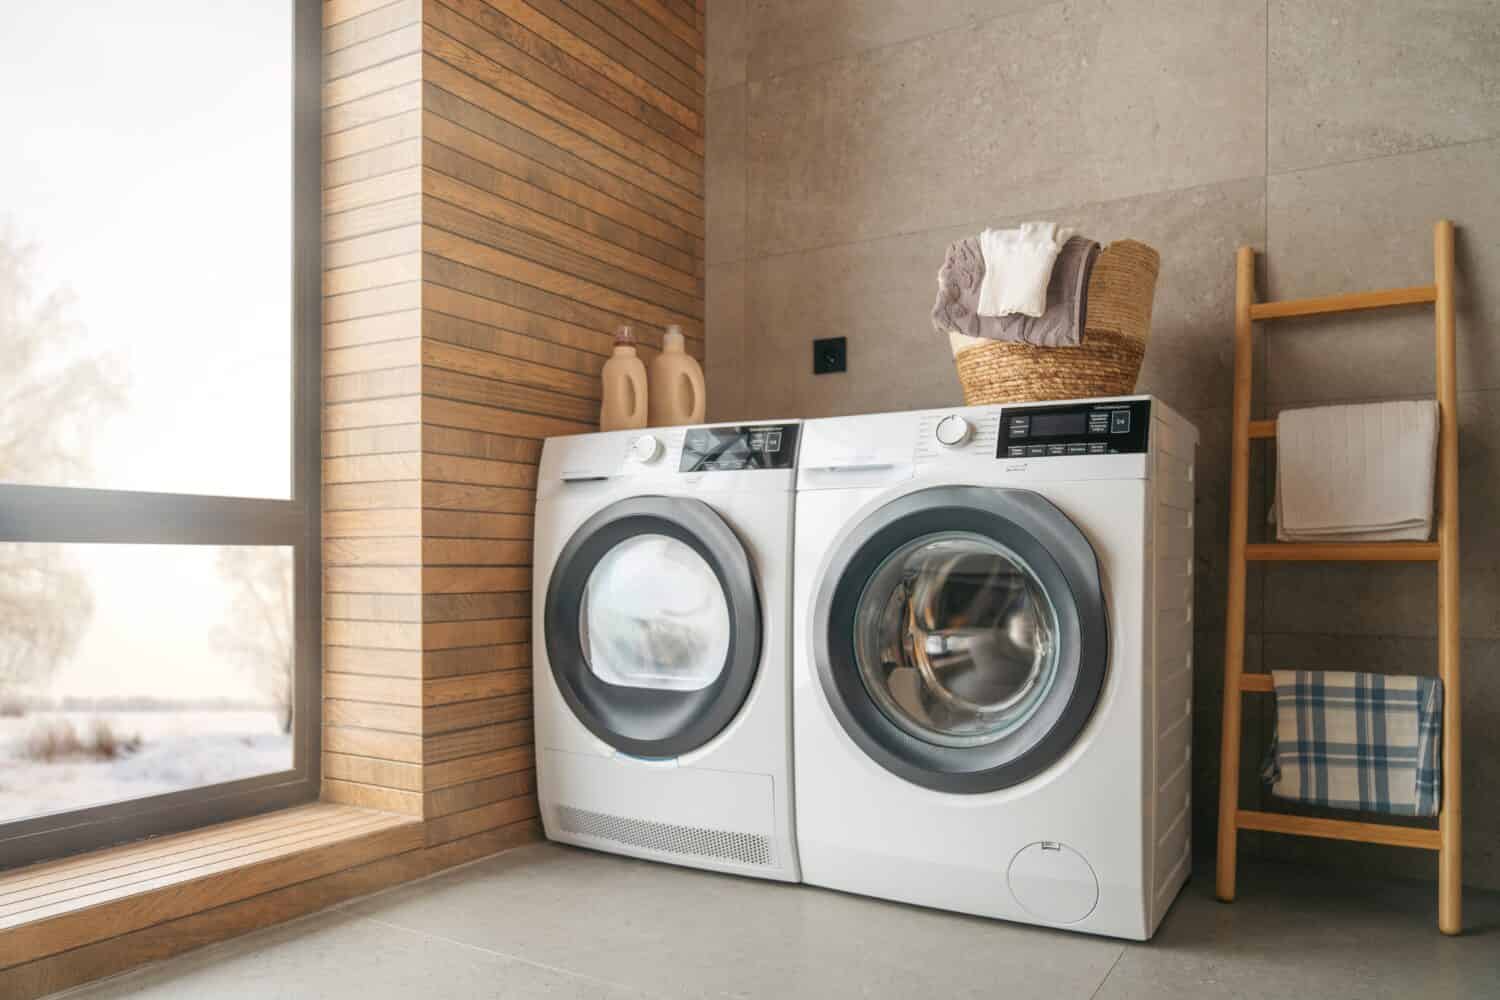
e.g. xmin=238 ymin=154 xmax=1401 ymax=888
xmin=628 ymin=365 xmax=648 ymax=426
xmin=682 ymin=365 xmax=706 ymax=423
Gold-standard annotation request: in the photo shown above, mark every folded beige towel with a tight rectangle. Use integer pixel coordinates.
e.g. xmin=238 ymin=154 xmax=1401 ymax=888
xmin=1275 ymin=400 xmax=1439 ymax=542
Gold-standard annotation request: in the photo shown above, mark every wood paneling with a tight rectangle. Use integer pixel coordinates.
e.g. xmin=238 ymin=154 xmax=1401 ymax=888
xmin=321 ymin=0 xmax=704 ymax=845
xmin=321 ymin=0 xmax=429 ymax=820
xmin=0 ymin=4 xmax=703 ymax=995
xmin=0 ymin=805 xmax=422 ymax=971
xmin=0 ymin=805 xmax=537 ymax=1000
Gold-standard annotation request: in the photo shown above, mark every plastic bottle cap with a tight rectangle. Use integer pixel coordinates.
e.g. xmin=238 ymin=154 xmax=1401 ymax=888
xmin=614 ymin=325 xmax=637 ymax=346
xmin=662 ymin=325 xmax=685 ymax=350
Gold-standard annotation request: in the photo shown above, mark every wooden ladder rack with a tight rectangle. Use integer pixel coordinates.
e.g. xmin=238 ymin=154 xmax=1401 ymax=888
xmin=1215 ymin=220 xmax=1462 ymax=934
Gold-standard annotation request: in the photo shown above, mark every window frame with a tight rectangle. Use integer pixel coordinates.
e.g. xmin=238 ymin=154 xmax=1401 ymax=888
xmin=0 ymin=0 xmax=323 ymax=870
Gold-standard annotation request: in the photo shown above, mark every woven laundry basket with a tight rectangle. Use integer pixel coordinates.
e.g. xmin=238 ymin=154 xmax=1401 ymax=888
xmin=949 ymin=239 xmax=1160 ymax=405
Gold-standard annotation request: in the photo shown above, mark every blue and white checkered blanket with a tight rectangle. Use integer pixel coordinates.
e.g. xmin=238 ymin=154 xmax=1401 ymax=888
xmin=1262 ymin=670 xmax=1442 ymax=817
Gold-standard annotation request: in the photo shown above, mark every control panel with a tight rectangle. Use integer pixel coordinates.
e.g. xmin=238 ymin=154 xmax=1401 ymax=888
xmin=680 ymin=423 xmax=800 ymax=472
xmin=997 ymin=398 xmax=1151 ymax=459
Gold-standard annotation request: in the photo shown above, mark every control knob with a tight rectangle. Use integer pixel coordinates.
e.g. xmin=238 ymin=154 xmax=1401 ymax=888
xmin=934 ymin=414 xmax=974 ymax=448
xmin=629 ymin=434 xmax=663 ymax=463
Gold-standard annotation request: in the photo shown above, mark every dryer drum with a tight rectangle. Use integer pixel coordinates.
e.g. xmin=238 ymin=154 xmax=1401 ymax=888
xmin=814 ymin=486 xmax=1109 ymax=793
xmin=545 ymin=495 xmax=763 ymax=759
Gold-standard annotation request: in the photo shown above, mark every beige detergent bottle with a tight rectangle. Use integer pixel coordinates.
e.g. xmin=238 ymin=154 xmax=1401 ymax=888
xmin=600 ymin=325 xmax=648 ymax=431
xmin=647 ymin=324 xmax=706 ymax=427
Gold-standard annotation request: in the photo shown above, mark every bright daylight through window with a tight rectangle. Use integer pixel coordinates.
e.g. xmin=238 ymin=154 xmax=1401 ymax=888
xmin=0 ymin=1 xmax=319 ymax=863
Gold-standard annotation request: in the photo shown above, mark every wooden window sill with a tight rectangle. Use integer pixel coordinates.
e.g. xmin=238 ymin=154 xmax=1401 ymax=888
xmin=0 ymin=801 xmax=533 ymax=999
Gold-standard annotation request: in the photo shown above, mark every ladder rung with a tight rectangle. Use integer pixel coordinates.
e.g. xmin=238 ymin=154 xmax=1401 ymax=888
xmin=1248 ymin=419 xmax=1276 ymax=439
xmin=1245 ymin=541 xmax=1439 ymax=562
xmin=1236 ymin=809 xmax=1440 ymax=850
xmin=1239 ymin=674 xmax=1274 ymax=693
xmin=1249 ymin=285 xmax=1437 ymax=320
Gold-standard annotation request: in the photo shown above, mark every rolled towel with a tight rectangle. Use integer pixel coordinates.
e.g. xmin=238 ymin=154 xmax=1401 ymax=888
xmin=1275 ymin=399 xmax=1439 ymax=542
xmin=932 ymin=235 xmax=1099 ymax=347
xmin=1262 ymin=670 xmax=1442 ymax=817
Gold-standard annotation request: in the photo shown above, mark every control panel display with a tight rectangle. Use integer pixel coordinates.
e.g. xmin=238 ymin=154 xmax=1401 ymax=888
xmin=997 ymin=399 xmax=1151 ymax=459
xmin=680 ymin=424 xmax=800 ymax=472
xmin=1029 ymin=411 xmax=1088 ymax=438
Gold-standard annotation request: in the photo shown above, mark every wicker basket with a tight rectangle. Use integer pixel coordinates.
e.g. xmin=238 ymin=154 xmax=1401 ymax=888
xmin=949 ymin=239 xmax=1160 ymax=405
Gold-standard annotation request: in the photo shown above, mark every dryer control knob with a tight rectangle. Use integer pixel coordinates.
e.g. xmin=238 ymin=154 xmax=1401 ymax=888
xmin=629 ymin=434 xmax=663 ymax=463
xmin=934 ymin=414 xmax=973 ymax=447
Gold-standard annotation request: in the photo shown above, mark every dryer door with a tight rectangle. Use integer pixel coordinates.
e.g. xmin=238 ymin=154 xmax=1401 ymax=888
xmin=813 ymin=486 xmax=1108 ymax=793
xmin=545 ymin=495 xmax=761 ymax=758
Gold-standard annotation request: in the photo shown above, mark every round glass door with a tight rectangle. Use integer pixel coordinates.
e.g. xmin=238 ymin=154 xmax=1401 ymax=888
xmin=580 ymin=534 xmax=731 ymax=692
xmin=812 ymin=486 xmax=1108 ymax=794
xmin=544 ymin=496 xmax=762 ymax=759
xmin=853 ymin=532 xmax=1059 ymax=747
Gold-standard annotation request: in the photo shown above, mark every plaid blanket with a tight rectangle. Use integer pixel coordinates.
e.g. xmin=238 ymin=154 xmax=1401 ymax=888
xmin=1262 ymin=670 xmax=1442 ymax=817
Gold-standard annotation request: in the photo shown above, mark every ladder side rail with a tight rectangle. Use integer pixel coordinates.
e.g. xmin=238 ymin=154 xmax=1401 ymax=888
xmin=1215 ymin=246 xmax=1257 ymax=903
xmin=1434 ymin=219 xmax=1461 ymax=935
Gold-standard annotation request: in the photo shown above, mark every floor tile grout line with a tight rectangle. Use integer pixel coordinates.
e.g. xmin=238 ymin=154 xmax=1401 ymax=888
xmin=353 ymin=911 xmax=660 ymax=997
xmin=1085 ymin=946 xmax=1128 ymax=1000
xmin=47 ymin=902 xmax=366 ymax=999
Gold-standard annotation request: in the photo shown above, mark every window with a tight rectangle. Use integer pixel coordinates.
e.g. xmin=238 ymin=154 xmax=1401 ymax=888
xmin=0 ymin=1 xmax=321 ymax=867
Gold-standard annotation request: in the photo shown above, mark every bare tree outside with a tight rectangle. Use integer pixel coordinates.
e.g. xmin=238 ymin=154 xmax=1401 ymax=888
xmin=0 ymin=225 xmax=123 ymax=713
xmin=211 ymin=548 xmax=295 ymax=734
xmin=2 ymin=2 xmax=301 ymax=833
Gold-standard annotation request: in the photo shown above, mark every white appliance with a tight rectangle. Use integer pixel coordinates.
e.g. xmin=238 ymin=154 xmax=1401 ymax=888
xmin=533 ymin=421 xmax=801 ymax=881
xmin=792 ymin=396 xmax=1196 ymax=939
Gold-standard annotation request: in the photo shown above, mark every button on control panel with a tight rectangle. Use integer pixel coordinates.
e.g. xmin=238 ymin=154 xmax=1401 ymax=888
xmin=994 ymin=399 xmax=1151 ymax=459
xmin=680 ymin=423 xmax=800 ymax=472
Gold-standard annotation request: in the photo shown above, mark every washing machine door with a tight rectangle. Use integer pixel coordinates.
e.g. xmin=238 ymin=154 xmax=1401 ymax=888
xmin=545 ymin=495 xmax=761 ymax=758
xmin=813 ymin=485 xmax=1107 ymax=793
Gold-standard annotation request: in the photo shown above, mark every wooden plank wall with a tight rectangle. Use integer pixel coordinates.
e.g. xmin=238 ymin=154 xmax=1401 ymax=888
xmin=321 ymin=0 xmax=706 ymax=849
xmin=0 ymin=7 xmax=704 ymax=995
xmin=323 ymin=0 xmax=431 ymax=821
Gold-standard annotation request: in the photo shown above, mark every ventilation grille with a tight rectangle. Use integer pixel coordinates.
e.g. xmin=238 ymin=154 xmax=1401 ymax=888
xmin=555 ymin=805 xmax=772 ymax=867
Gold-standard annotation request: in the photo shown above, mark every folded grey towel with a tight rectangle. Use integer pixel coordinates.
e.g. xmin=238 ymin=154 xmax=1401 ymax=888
xmin=932 ymin=235 xmax=1100 ymax=347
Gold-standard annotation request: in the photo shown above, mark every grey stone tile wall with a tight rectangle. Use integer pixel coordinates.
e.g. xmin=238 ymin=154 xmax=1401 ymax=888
xmin=705 ymin=0 xmax=1500 ymax=891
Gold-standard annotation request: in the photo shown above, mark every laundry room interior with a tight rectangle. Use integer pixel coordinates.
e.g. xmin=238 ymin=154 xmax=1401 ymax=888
xmin=2 ymin=1 xmax=1499 ymax=998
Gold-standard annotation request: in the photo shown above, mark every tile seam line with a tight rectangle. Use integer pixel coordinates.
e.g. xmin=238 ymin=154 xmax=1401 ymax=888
xmin=1085 ymin=945 xmax=1128 ymax=1000
xmin=1273 ymin=385 xmax=1500 ymax=410
xmin=1259 ymin=0 xmax=1271 ymax=808
xmin=743 ymin=0 xmax=1062 ymax=88
xmin=1266 ymin=133 xmax=1500 ymax=180
xmin=352 ymin=911 xmax=656 ymax=995
xmin=742 ymin=171 xmax=1268 ymax=262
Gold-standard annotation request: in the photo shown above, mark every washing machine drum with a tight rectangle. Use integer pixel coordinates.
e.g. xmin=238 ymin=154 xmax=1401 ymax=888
xmin=545 ymin=495 xmax=762 ymax=759
xmin=813 ymin=486 xmax=1108 ymax=793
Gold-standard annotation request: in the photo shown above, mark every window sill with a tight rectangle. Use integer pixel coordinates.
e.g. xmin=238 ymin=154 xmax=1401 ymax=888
xmin=0 ymin=802 xmax=479 ymax=998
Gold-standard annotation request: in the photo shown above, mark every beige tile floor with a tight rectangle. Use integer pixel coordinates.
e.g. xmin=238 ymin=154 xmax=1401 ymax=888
xmin=57 ymin=842 xmax=1500 ymax=999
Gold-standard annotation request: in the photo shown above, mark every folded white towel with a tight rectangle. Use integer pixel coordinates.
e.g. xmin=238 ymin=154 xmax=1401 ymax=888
xmin=976 ymin=222 xmax=1073 ymax=318
xmin=1275 ymin=400 xmax=1439 ymax=542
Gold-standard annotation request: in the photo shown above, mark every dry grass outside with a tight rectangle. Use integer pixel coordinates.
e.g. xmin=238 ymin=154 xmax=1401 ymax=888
xmin=21 ymin=717 xmax=143 ymax=763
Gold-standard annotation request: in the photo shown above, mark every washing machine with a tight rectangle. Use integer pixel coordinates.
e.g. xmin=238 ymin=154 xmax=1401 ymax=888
xmin=792 ymin=396 xmax=1196 ymax=939
xmin=534 ymin=421 xmax=800 ymax=881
